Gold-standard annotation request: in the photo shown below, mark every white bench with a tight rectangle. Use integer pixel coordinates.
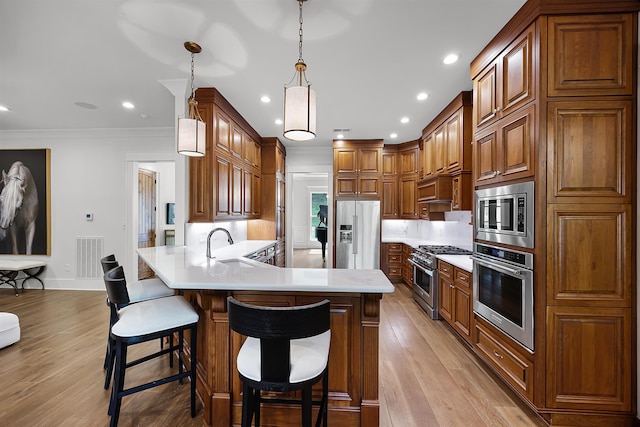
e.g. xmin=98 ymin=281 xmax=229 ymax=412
xmin=0 ymin=260 xmax=47 ymax=295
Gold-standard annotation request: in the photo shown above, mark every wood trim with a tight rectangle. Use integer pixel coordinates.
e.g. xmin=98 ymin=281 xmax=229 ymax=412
xmin=195 ymin=88 xmax=262 ymax=144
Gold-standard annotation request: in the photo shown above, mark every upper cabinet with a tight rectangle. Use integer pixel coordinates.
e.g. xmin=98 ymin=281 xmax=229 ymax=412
xmin=418 ymin=92 xmax=473 ymax=211
xmin=189 ymin=88 xmax=263 ymax=222
xmin=474 ymin=24 xmax=535 ymax=131
xmin=334 ymin=140 xmax=383 ymax=198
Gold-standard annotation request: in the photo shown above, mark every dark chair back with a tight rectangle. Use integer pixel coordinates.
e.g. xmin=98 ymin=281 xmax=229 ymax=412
xmin=103 ymin=265 xmax=131 ymax=310
xmin=227 ymin=297 xmax=330 ymax=383
xmin=100 ymin=254 xmax=118 ymax=274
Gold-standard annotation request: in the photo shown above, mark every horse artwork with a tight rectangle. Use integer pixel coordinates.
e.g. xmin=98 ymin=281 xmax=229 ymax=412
xmin=0 ymin=161 xmax=39 ymax=255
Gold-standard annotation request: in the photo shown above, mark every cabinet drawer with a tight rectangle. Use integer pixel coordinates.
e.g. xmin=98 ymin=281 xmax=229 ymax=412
xmin=454 ymin=268 xmax=471 ymax=290
xmin=386 ymin=253 xmax=402 ymax=264
xmin=387 ymin=243 xmax=402 ymax=253
xmin=438 ymin=261 xmax=453 ymax=279
xmin=474 ymin=319 xmax=533 ymax=402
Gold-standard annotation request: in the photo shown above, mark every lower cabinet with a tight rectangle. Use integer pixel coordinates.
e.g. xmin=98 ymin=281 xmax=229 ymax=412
xmin=438 ymin=260 xmax=473 ymax=344
xmin=381 ymin=243 xmax=403 ymax=282
xmin=474 ymin=316 xmax=534 ymax=403
xmin=402 ymin=244 xmax=413 ymax=286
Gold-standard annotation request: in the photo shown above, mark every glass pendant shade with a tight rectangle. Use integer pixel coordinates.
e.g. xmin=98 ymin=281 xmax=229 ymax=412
xmin=283 ymin=84 xmax=316 ymax=141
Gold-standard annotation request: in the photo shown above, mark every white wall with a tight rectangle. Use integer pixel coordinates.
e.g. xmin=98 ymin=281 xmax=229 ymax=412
xmin=0 ymin=128 xmax=179 ymax=290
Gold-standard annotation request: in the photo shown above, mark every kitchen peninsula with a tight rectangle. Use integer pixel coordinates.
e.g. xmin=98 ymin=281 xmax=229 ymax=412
xmin=137 ymin=242 xmax=394 ymax=427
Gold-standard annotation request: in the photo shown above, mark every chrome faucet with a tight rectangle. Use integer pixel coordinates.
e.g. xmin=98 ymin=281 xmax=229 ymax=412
xmin=206 ymin=227 xmax=234 ymax=258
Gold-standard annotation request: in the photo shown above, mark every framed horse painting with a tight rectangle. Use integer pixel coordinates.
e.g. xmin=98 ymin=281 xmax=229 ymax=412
xmin=0 ymin=149 xmax=51 ymax=255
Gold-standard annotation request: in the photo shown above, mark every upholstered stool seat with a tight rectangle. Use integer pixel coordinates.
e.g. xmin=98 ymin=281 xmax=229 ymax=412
xmin=228 ymin=297 xmax=330 ymax=427
xmin=104 ymin=265 xmax=198 ymax=427
xmin=0 ymin=312 xmax=20 ymax=349
xmin=126 ymin=276 xmax=174 ymax=303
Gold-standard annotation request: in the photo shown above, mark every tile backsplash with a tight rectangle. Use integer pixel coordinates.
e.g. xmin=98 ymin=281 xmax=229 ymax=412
xmin=185 ymin=221 xmax=248 ymax=251
xmin=382 ymin=211 xmax=473 ymax=250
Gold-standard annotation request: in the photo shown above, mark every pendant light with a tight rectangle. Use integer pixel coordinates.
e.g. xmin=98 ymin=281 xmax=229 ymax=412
xmin=283 ymin=0 xmax=316 ymax=142
xmin=177 ymin=41 xmax=206 ymax=157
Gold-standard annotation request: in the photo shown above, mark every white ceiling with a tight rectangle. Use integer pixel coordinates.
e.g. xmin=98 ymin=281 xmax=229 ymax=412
xmin=0 ymin=0 xmax=526 ymax=148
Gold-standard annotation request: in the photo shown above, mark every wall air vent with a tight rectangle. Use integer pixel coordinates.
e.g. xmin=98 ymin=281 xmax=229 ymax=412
xmin=76 ymin=236 xmax=104 ymax=279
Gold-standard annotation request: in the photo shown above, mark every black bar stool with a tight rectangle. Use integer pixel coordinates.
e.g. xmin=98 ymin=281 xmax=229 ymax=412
xmin=227 ymin=296 xmax=330 ymax=427
xmin=100 ymin=254 xmax=175 ymax=389
xmin=103 ymin=265 xmax=198 ymax=427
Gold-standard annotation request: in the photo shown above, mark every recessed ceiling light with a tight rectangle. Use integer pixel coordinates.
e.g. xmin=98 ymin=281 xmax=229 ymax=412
xmin=443 ymin=54 xmax=459 ymax=65
xmin=122 ymin=101 xmax=135 ymax=109
xmin=260 ymin=96 xmax=271 ymax=103
xmin=74 ymin=101 xmax=97 ymax=110
xmin=416 ymin=92 xmax=428 ymax=101
xmin=275 ymin=118 xmax=283 ymax=125
xmin=400 ymin=117 xmax=409 ymax=124
xmin=390 ymin=133 xmax=398 ymax=139
xmin=336 ymin=134 xmax=344 ymax=139
xmin=0 ymin=105 xmax=10 ymax=112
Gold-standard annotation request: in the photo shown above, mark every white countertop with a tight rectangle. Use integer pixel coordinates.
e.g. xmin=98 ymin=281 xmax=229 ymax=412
xmin=436 ymin=254 xmax=473 ymax=272
xmin=137 ymin=242 xmax=394 ymax=294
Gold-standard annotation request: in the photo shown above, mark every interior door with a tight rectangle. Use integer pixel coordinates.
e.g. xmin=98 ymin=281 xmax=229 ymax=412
xmin=138 ymin=168 xmax=156 ymax=279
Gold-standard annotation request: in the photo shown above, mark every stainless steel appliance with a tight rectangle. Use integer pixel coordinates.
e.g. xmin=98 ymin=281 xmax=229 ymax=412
xmin=474 ymin=181 xmax=534 ymax=248
xmin=409 ymin=245 xmax=472 ymax=319
xmin=472 ymin=242 xmax=534 ymax=352
xmin=335 ymin=200 xmax=380 ymax=269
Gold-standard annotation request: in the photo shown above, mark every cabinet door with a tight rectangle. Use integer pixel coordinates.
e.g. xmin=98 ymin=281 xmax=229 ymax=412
xmin=474 ymin=127 xmax=499 ymax=185
xmin=231 ymin=125 xmax=243 ymax=158
xmin=547 ymin=100 xmax=631 ymax=203
xmin=451 ymin=172 xmax=472 ymax=211
xmin=231 ymin=163 xmax=243 ymax=216
xmin=382 ymin=151 xmax=397 ymax=177
xmin=398 ymin=175 xmax=417 ymax=218
xmin=498 ymin=102 xmax=535 ymax=181
xmin=215 ymin=155 xmax=231 ymax=218
xmin=358 ymin=147 xmax=382 ymax=174
xmin=358 ymin=175 xmax=381 ymax=197
xmin=399 ymin=147 xmax=418 ymax=175
xmin=546 ymin=204 xmax=631 ymax=307
xmin=334 ymin=148 xmax=358 ymax=173
xmin=438 ymin=276 xmax=453 ymax=322
xmin=252 ymin=173 xmax=261 ymax=216
xmin=215 ymin=110 xmax=232 ymax=152
xmin=500 ymin=24 xmax=534 ymax=116
xmin=445 ymin=110 xmax=462 ymax=172
xmin=243 ymin=169 xmax=253 ymax=217
xmin=453 ymin=286 xmax=471 ymax=340
xmin=422 ymin=134 xmax=435 ymax=178
xmin=546 ymin=306 xmax=631 ymax=412
xmin=434 ymin=126 xmax=447 ymax=173
xmin=474 ymin=62 xmax=499 ymax=129
xmin=548 ymin=14 xmax=633 ymax=97
xmin=335 ymin=175 xmax=358 ymax=197
xmin=382 ymin=179 xmax=397 ymax=218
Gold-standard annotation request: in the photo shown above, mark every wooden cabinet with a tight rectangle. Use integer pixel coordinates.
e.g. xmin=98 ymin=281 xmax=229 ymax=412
xmin=474 ymin=316 xmax=534 ymax=403
xmin=473 ymin=102 xmax=536 ymax=186
xmin=381 ymin=142 xmax=418 ymax=219
xmin=248 ymin=137 xmax=286 ymax=267
xmin=402 ymin=244 xmax=413 ymax=287
xmin=469 ymin=4 xmax=638 ymax=425
xmin=438 ymin=261 xmax=473 ymax=344
xmin=381 ymin=242 xmax=402 ymax=282
xmin=418 ymin=92 xmax=473 ymax=213
xmin=474 ymin=23 xmax=535 ymax=130
xmin=381 ymin=179 xmax=397 ymax=219
xmin=189 ymin=88 xmax=262 ymax=222
xmin=334 ymin=140 xmax=383 ymax=198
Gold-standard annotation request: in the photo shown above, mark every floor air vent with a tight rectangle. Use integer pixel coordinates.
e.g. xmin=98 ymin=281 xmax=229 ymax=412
xmin=76 ymin=237 xmax=104 ymax=279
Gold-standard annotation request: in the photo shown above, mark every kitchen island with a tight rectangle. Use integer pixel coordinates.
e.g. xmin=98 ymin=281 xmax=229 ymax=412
xmin=137 ymin=243 xmax=394 ymax=427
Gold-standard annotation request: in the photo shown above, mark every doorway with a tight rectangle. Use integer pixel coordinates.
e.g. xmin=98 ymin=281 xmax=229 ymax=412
xmin=137 ymin=168 xmax=156 ymax=279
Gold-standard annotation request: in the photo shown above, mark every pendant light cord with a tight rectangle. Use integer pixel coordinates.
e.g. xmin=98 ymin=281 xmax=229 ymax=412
xmin=190 ymin=52 xmax=196 ymax=99
xmin=298 ymin=0 xmax=304 ymax=63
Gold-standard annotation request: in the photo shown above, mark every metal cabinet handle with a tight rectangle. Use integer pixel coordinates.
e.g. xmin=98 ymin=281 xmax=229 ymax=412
xmin=493 ymin=350 xmax=504 ymax=360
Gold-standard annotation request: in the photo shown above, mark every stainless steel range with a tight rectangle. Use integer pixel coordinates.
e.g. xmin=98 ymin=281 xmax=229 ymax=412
xmin=408 ymin=245 xmax=472 ymax=319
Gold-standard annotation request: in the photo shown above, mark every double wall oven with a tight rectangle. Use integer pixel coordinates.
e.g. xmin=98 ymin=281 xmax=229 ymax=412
xmin=473 ymin=181 xmax=535 ymax=353
xmin=409 ymin=245 xmax=472 ymax=319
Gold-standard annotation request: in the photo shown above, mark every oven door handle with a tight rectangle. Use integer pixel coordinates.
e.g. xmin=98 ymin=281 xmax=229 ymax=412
xmin=471 ymin=255 xmax=524 ymax=276
xmin=408 ymin=258 xmax=434 ymax=276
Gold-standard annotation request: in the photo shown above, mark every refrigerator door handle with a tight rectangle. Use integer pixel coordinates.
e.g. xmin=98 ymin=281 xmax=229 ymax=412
xmin=352 ymin=215 xmax=358 ymax=254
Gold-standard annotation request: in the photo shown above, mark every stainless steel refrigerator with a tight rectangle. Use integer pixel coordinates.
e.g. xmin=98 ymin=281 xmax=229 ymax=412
xmin=335 ymin=200 xmax=380 ymax=269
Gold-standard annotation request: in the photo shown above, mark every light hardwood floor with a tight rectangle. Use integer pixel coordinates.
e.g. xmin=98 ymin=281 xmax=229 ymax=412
xmin=0 ymin=283 xmax=545 ymax=426
xmin=292 ymin=248 xmax=326 ymax=268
